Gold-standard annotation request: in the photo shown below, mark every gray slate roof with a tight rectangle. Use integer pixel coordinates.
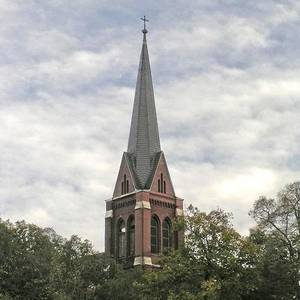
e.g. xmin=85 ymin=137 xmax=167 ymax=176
xmin=127 ymin=32 xmax=161 ymax=188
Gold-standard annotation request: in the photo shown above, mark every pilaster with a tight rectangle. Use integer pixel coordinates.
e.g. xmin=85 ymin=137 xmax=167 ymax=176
xmin=134 ymin=191 xmax=151 ymax=263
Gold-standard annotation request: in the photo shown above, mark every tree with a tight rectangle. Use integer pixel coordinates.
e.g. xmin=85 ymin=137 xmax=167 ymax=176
xmin=0 ymin=219 xmax=140 ymax=300
xmin=2 ymin=182 xmax=299 ymax=300
xmin=250 ymin=181 xmax=300 ymax=299
xmin=136 ymin=206 xmax=261 ymax=300
xmin=95 ymin=266 xmax=142 ymax=300
xmin=0 ymin=220 xmax=54 ymax=299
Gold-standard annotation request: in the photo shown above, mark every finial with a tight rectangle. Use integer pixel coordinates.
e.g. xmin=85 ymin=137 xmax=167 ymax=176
xmin=141 ymin=16 xmax=149 ymax=34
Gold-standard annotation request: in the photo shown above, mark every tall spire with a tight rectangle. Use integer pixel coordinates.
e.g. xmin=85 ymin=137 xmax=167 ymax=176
xmin=127 ymin=19 xmax=161 ymax=187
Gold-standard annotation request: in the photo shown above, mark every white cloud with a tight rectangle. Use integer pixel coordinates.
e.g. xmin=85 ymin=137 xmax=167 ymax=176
xmin=1 ymin=0 xmax=300 ymax=250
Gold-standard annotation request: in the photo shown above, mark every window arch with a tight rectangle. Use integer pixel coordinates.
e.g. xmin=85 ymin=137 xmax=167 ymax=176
xmin=127 ymin=216 xmax=135 ymax=257
xmin=121 ymin=174 xmax=129 ymax=194
xmin=151 ymin=215 xmax=160 ymax=254
xmin=163 ymin=218 xmax=172 ymax=252
xmin=117 ymin=219 xmax=126 ymax=258
xmin=158 ymin=173 xmax=166 ymax=193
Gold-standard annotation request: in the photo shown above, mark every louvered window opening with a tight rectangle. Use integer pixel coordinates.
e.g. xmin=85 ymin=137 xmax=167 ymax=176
xmin=121 ymin=174 xmax=129 ymax=194
xmin=163 ymin=219 xmax=172 ymax=252
xmin=127 ymin=217 xmax=135 ymax=257
xmin=118 ymin=220 xmax=126 ymax=258
xmin=151 ymin=216 xmax=159 ymax=254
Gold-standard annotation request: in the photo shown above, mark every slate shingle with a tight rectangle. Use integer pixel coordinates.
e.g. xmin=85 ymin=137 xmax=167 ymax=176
xmin=127 ymin=32 xmax=161 ymax=188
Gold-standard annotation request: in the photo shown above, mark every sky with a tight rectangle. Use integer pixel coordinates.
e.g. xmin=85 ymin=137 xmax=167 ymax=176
xmin=1 ymin=0 xmax=300 ymax=250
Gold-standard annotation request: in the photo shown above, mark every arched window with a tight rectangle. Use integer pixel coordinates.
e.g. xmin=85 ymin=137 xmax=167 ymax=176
xmin=163 ymin=218 xmax=172 ymax=252
xmin=121 ymin=174 xmax=129 ymax=194
xmin=158 ymin=173 xmax=166 ymax=193
xmin=151 ymin=215 xmax=160 ymax=254
xmin=117 ymin=219 xmax=126 ymax=258
xmin=127 ymin=216 xmax=135 ymax=257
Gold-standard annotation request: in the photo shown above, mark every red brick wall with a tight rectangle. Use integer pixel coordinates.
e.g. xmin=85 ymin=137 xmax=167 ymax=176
xmin=113 ymin=155 xmax=135 ymax=198
xmin=150 ymin=153 xmax=175 ymax=196
xmin=106 ymin=178 xmax=184 ymax=265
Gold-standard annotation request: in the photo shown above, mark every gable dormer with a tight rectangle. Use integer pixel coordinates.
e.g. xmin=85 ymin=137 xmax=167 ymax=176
xmin=150 ymin=152 xmax=175 ymax=196
xmin=113 ymin=153 xmax=135 ymax=198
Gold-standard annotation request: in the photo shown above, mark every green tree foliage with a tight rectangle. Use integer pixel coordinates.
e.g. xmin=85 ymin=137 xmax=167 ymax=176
xmin=95 ymin=267 xmax=141 ymax=300
xmin=1 ymin=182 xmax=299 ymax=299
xmin=136 ymin=206 xmax=261 ymax=300
xmin=250 ymin=181 xmax=300 ymax=299
xmin=0 ymin=220 xmax=138 ymax=299
xmin=0 ymin=221 xmax=54 ymax=299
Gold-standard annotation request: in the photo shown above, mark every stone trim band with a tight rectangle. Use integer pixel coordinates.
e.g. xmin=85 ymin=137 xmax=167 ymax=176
xmin=135 ymin=201 xmax=151 ymax=210
xmin=105 ymin=210 xmax=113 ymax=218
xmin=134 ymin=256 xmax=152 ymax=266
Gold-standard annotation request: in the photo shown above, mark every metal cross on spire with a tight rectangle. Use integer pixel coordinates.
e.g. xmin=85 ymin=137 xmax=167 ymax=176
xmin=140 ymin=16 xmax=149 ymax=34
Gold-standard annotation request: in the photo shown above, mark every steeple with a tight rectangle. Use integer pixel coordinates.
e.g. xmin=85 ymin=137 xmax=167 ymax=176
xmin=127 ymin=20 xmax=161 ymax=188
xmin=105 ymin=22 xmax=184 ymax=266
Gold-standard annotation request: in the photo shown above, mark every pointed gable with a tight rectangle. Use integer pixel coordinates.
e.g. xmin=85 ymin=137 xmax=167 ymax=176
xmin=113 ymin=153 xmax=135 ymax=198
xmin=149 ymin=152 xmax=175 ymax=196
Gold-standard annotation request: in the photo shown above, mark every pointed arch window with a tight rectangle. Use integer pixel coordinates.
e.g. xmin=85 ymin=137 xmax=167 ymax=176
xmin=121 ymin=174 xmax=129 ymax=194
xmin=127 ymin=216 xmax=135 ymax=257
xmin=163 ymin=218 xmax=172 ymax=252
xmin=151 ymin=215 xmax=160 ymax=254
xmin=158 ymin=173 xmax=166 ymax=193
xmin=117 ymin=219 xmax=126 ymax=258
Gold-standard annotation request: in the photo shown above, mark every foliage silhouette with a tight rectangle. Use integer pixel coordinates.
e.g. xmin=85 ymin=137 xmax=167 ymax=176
xmin=0 ymin=182 xmax=299 ymax=299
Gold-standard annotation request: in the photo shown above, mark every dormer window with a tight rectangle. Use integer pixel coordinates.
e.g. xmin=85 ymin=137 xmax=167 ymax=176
xmin=121 ymin=174 xmax=129 ymax=194
xmin=158 ymin=173 xmax=166 ymax=193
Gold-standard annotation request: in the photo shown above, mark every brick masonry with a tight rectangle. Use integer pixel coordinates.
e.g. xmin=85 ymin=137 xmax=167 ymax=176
xmin=105 ymin=152 xmax=184 ymax=267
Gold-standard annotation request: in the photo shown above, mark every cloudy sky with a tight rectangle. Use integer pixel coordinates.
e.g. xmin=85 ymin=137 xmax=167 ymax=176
xmin=1 ymin=0 xmax=300 ymax=250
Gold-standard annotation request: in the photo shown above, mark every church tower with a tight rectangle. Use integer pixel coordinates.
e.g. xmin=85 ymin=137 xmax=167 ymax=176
xmin=105 ymin=20 xmax=184 ymax=267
